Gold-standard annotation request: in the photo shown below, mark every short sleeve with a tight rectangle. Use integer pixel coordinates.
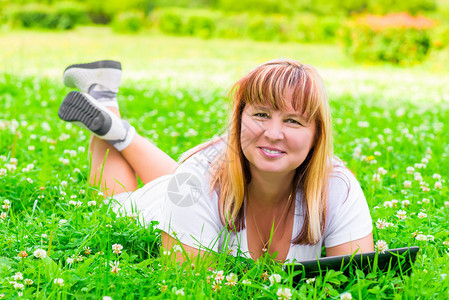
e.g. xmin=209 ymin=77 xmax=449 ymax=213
xmin=323 ymin=165 xmax=373 ymax=248
xmin=155 ymin=143 xmax=225 ymax=252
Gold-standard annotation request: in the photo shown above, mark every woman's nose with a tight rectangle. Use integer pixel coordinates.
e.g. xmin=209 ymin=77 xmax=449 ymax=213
xmin=263 ymin=120 xmax=283 ymax=140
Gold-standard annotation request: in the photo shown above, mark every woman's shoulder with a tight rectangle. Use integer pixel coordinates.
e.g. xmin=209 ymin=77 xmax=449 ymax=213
xmin=326 ymin=157 xmax=364 ymax=205
xmin=179 ymin=136 xmax=226 ymax=166
xmin=329 ymin=157 xmax=360 ymax=185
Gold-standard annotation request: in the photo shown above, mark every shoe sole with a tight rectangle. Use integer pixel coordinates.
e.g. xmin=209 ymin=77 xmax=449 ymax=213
xmin=63 ymin=60 xmax=122 ymax=93
xmin=58 ymin=91 xmax=111 ymax=136
xmin=63 ymin=60 xmax=122 ymax=73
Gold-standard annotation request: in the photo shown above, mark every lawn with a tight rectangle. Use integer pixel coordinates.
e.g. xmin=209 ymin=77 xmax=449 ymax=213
xmin=0 ymin=27 xmax=449 ymax=299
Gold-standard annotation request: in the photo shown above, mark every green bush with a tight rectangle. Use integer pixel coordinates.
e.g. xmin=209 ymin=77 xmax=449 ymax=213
xmin=3 ymin=2 xmax=88 ymax=30
xmin=246 ymin=15 xmax=291 ymax=42
xmin=149 ymin=8 xmax=345 ymax=43
xmin=342 ymin=13 xmax=434 ymax=65
xmin=152 ymin=8 xmax=221 ymax=38
xmin=112 ymin=11 xmax=145 ymax=33
xmin=156 ymin=9 xmax=184 ymax=35
xmin=185 ymin=14 xmax=216 ymax=38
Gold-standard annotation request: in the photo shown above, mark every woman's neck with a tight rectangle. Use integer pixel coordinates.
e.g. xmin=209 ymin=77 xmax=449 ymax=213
xmin=247 ymin=170 xmax=295 ymax=207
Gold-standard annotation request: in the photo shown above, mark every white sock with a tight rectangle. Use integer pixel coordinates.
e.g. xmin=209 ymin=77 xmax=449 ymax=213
xmin=88 ymin=84 xmax=119 ymax=108
xmin=106 ymin=120 xmax=136 ymax=152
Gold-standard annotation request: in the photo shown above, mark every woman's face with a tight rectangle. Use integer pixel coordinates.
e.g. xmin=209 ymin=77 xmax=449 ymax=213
xmin=240 ymin=101 xmax=316 ymax=178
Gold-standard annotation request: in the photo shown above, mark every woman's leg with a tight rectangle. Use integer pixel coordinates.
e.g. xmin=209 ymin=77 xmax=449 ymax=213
xmin=121 ymin=134 xmax=178 ymax=184
xmin=89 ymin=135 xmax=138 ymax=196
xmin=60 ymin=60 xmax=177 ymax=196
xmin=88 ymin=107 xmax=178 ymax=195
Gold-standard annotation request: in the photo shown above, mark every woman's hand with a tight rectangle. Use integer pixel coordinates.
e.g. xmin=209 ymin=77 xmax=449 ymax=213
xmin=161 ymin=231 xmax=216 ymax=268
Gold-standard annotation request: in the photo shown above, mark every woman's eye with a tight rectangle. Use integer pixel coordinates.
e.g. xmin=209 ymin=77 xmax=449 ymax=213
xmin=286 ymin=119 xmax=302 ymax=125
xmin=254 ymin=112 xmax=269 ymax=118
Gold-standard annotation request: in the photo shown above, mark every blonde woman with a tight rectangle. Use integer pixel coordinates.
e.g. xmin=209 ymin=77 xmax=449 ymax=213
xmin=59 ymin=59 xmax=373 ymax=262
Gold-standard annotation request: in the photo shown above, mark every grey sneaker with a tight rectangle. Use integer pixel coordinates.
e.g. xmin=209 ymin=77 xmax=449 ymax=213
xmin=58 ymin=91 xmax=127 ymax=140
xmin=63 ymin=60 xmax=122 ymax=94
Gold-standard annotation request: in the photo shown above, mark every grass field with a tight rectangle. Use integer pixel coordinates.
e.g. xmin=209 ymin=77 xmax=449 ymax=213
xmin=1 ymin=27 xmax=449 ymax=299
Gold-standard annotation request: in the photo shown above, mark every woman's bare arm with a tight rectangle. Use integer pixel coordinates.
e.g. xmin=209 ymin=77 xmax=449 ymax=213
xmin=325 ymin=232 xmax=374 ymax=257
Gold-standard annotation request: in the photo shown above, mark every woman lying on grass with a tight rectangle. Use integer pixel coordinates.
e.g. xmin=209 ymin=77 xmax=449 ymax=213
xmin=58 ymin=58 xmax=374 ymax=263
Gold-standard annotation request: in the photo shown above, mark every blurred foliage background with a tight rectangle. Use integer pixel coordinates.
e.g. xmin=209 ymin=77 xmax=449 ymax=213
xmin=1 ymin=0 xmax=449 ymax=65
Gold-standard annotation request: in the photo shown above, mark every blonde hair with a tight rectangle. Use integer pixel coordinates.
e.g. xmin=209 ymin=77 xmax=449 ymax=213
xmin=185 ymin=59 xmax=333 ymax=245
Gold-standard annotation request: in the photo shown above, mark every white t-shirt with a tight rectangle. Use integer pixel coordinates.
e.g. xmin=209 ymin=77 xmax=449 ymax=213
xmin=113 ymin=140 xmax=373 ymax=262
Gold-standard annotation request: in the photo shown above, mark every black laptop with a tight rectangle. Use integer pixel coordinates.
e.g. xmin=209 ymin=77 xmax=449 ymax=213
xmin=288 ymin=246 xmax=419 ymax=280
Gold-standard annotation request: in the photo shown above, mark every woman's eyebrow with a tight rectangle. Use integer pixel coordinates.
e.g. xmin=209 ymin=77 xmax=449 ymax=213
xmin=252 ymin=105 xmax=270 ymax=110
xmin=285 ymin=113 xmax=307 ymax=121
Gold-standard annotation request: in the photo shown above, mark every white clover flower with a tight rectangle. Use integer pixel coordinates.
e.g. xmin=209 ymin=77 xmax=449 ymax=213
xmin=87 ymin=201 xmax=97 ymax=207
xmin=397 ymin=210 xmax=407 ymax=220
xmin=276 ymin=287 xmax=292 ymax=300
xmin=416 ymin=234 xmax=427 ymax=241
xmin=269 ymin=274 xmax=282 ymax=284
xmin=112 ymin=244 xmax=123 ymax=254
xmin=433 ymin=173 xmax=442 ymax=180
xmin=377 ymin=167 xmax=387 ymax=175
xmin=214 ymin=270 xmax=224 ymax=282
xmin=376 ymin=219 xmax=387 ymax=229
xmin=387 ymin=146 xmax=394 ymax=152
xmin=357 ymin=121 xmax=369 ymax=128
xmin=422 ymin=198 xmax=430 ymax=204
xmin=305 ymin=278 xmax=316 ymax=284
xmin=414 ymin=174 xmax=423 ymax=182
xmin=418 ymin=212 xmax=427 ymax=219
xmin=225 ymin=273 xmax=238 ymax=286
xmin=69 ymin=200 xmax=77 ymax=206
xmin=27 ymin=178 xmax=34 ymax=184
xmin=372 ymin=174 xmax=381 ymax=182
xmin=403 ymin=181 xmax=412 ymax=188
xmin=375 ymin=240 xmax=389 ymax=254
xmin=174 ymin=288 xmax=185 ymax=296
xmin=445 ymin=201 xmax=449 ymax=208
xmin=14 ymin=283 xmax=24 ymax=290
xmin=54 ymin=278 xmax=64 ymax=286
xmin=402 ymin=200 xmax=410 ymax=207
xmin=242 ymin=279 xmax=252 ymax=285
xmin=33 ymin=248 xmax=47 ymax=259
xmin=28 ymin=145 xmax=35 ymax=151
xmin=391 ymin=199 xmax=399 ymax=206
xmin=102 ymin=297 xmax=113 ymax=300
xmin=340 ymin=292 xmax=353 ymax=300
xmin=59 ymin=219 xmax=68 ymax=226
xmin=0 ymin=168 xmax=6 ymax=176
xmin=383 ymin=201 xmax=393 ymax=208
xmin=406 ymin=166 xmax=414 ymax=174
xmin=0 ymin=212 xmax=7 ymax=220
xmin=435 ymin=181 xmax=442 ymax=189
xmin=13 ymin=272 xmax=23 ymax=281
xmin=443 ymin=241 xmax=449 ymax=246
xmin=110 ymin=261 xmax=120 ymax=274
xmin=172 ymin=245 xmax=182 ymax=253
xmin=427 ymin=235 xmax=435 ymax=242
xmin=24 ymin=279 xmax=33 ymax=285
xmin=66 ymin=257 xmax=74 ymax=265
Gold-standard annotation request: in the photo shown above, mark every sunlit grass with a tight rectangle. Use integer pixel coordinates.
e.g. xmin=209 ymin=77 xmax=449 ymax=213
xmin=0 ymin=29 xmax=449 ymax=298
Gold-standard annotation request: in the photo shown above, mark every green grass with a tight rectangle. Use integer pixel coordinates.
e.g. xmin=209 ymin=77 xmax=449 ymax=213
xmin=1 ymin=28 xmax=449 ymax=299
